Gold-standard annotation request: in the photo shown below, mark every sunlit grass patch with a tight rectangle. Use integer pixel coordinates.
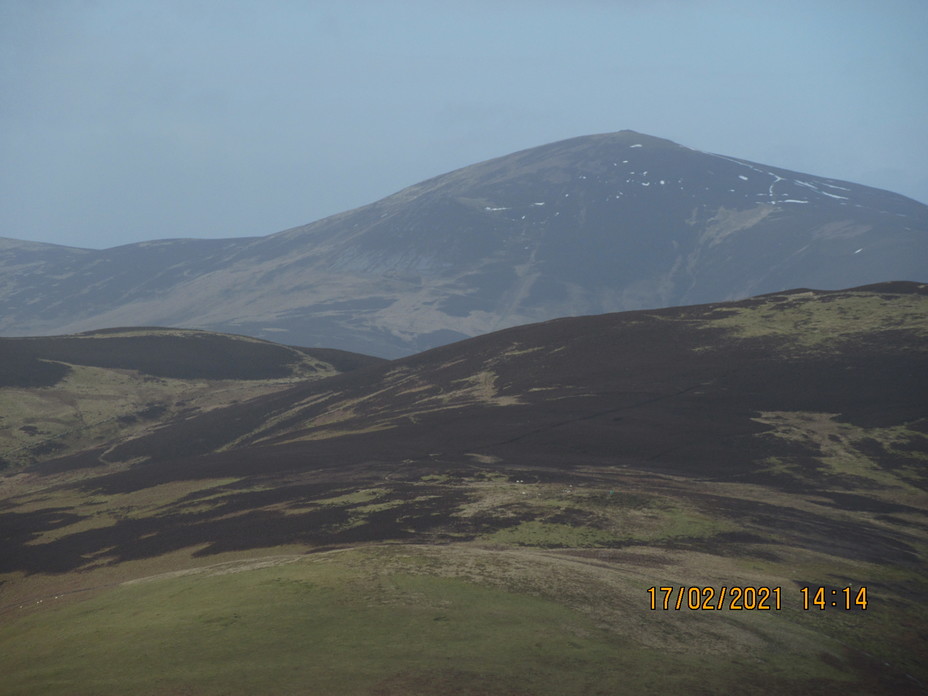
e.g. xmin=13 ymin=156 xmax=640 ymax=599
xmin=753 ymin=411 xmax=928 ymax=499
xmin=700 ymin=292 xmax=928 ymax=351
xmin=458 ymin=475 xmax=736 ymax=548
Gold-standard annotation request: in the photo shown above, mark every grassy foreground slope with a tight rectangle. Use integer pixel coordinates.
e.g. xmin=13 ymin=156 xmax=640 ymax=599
xmin=0 ymin=546 xmax=895 ymax=696
xmin=0 ymin=283 xmax=926 ymax=694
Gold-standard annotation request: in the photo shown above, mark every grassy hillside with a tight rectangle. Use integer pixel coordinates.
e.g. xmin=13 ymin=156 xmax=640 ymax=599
xmin=0 ymin=327 xmax=384 ymax=469
xmin=0 ymin=545 xmax=904 ymax=696
xmin=0 ymin=284 xmax=925 ymax=694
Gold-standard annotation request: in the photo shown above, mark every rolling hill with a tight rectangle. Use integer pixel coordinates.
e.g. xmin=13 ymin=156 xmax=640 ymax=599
xmin=1 ymin=283 xmax=926 ymax=695
xmin=0 ymin=327 xmax=384 ymax=470
xmin=2 ymin=131 xmax=926 ymax=357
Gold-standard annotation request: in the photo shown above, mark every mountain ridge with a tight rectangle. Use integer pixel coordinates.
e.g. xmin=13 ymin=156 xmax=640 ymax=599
xmin=2 ymin=130 xmax=925 ymax=356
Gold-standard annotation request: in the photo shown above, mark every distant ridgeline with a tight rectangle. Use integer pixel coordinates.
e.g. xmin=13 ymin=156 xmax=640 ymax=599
xmin=1 ymin=131 xmax=925 ymax=357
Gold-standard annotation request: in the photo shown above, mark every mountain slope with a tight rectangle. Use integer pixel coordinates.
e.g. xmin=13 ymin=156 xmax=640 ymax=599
xmin=1 ymin=283 xmax=926 ymax=694
xmin=0 ymin=327 xmax=384 ymax=469
xmin=2 ymin=131 xmax=925 ymax=357
xmin=70 ymin=282 xmax=928 ymax=489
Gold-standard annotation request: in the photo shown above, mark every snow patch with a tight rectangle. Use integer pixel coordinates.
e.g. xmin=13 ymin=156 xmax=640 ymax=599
xmin=768 ymin=176 xmax=784 ymax=196
xmin=738 ymin=175 xmax=749 ymax=181
xmin=630 ymin=144 xmax=643 ymax=148
xmin=795 ymin=179 xmax=849 ymax=200
xmin=710 ymin=153 xmax=785 ymax=196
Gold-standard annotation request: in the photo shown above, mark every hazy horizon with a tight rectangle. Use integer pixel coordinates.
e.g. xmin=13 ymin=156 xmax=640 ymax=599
xmin=2 ymin=0 xmax=926 ymax=250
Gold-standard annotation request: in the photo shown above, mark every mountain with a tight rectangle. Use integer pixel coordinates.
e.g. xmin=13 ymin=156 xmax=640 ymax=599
xmin=2 ymin=283 xmax=926 ymax=694
xmin=0 ymin=327 xmax=383 ymax=469
xmin=2 ymin=131 xmax=926 ymax=357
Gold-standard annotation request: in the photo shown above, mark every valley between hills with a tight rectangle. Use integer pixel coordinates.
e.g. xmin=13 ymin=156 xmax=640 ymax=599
xmin=1 ymin=282 xmax=926 ymax=695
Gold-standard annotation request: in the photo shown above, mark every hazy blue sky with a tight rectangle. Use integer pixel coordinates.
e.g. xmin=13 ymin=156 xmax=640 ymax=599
xmin=2 ymin=0 xmax=926 ymax=249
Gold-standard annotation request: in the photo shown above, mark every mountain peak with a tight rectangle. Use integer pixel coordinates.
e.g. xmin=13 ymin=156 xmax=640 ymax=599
xmin=0 ymin=133 xmax=925 ymax=356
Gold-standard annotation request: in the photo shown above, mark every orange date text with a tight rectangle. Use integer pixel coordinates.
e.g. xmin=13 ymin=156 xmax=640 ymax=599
xmin=647 ymin=586 xmax=782 ymax=610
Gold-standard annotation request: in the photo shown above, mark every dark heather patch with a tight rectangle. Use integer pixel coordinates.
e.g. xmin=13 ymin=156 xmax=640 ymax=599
xmin=2 ymin=333 xmax=309 ymax=380
xmin=811 ymin=492 xmax=924 ymax=514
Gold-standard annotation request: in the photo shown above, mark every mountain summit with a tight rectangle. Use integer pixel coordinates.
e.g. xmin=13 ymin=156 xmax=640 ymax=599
xmin=2 ymin=131 xmax=925 ymax=356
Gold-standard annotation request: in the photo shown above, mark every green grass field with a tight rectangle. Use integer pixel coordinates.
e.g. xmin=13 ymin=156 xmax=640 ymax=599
xmin=0 ymin=545 xmax=895 ymax=696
